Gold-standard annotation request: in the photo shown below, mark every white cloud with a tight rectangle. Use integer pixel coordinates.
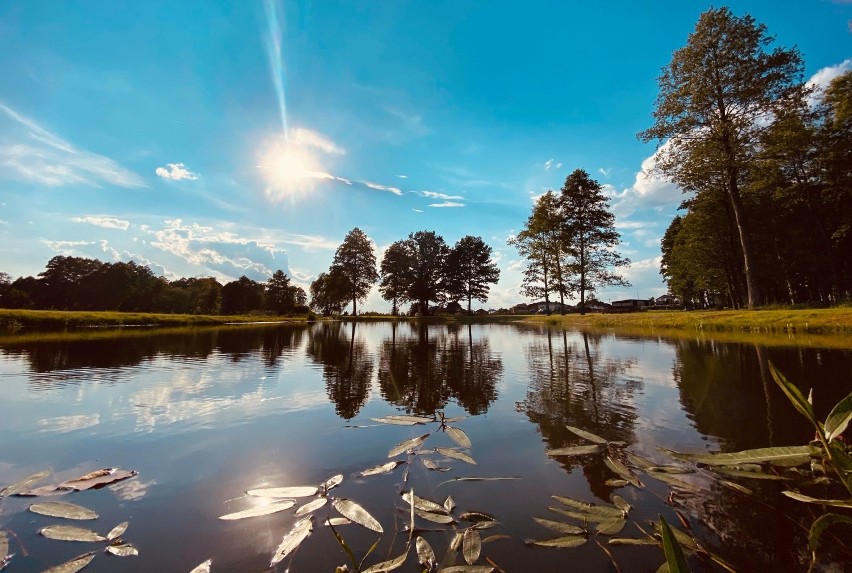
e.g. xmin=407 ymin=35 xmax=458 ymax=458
xmin=418 ymin=190 xmax=464 ymax=200
xmin=0 ymin=101 xmax=146 ymax=188
xmin=71 ymin=215 xmax=130 ymax=230
xmin=807 ymin=59 xmax=852 ymax=92
xmin=598 ymin=168 xmax=611 ymax=178
xmin=41 ymin=239 xmax=96 ymax=254
xmin=544 ymin=159 xmax=555 ymax=171
xmin=428 ymin=201 xmax=465 ymax=208
xmin=290 ymin=127 xmax=346 ymax=155
xmin=155 ymin=162 xmax=199 ymax=181
xmin=397 ymin=174 xmax=408 ymax=179
xmin=412 ymin=208 xmax=423 ymax=213
xmin=360 ymin=180 xmax=403 ymax=195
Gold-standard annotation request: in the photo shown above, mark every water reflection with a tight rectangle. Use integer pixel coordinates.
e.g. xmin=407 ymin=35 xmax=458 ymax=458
xmin=377 ymin=322 xmax=502 ymax=415
xmin=306 ymin=322 xmax=373 ymax=419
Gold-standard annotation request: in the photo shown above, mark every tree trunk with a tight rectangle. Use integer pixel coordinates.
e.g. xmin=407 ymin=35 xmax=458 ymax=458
xmin=726 ymin=174 xmax=761 ymax=308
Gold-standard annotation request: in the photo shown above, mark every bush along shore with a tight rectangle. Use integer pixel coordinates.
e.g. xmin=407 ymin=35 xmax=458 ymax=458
xmin=0 ymin=309 xmax=313 ymax=330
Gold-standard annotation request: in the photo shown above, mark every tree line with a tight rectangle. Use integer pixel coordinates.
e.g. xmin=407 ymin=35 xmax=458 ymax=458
xmin=0 ymin=257 xmax=307 ymax=316
xmin=645 ymin=7 xmax=851 ymax=308
xmin=309 ymin=228 xmax=500 ymax=315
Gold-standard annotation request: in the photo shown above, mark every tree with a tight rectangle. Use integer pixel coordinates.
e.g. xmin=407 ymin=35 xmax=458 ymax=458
xmin=402 ymin=231 xmax=449 ymax=316
xmin=559 ymin=169 xmax=630 ymax=314
xmin=37 ymin=256 xmax=105 ymax=309
xmin=309 ymin=270 xmax=349 ymax=315
xmin=265 ymin=270 xmax=305 ymax=314
xmin=445 ymin=236 xmax=500 ymax=313
xmin=639 ymin=7 xmax=805 ymax=308
xmin=331 ymin=228 xmax=378 ymax=316
xmin=221 ymin=276 xmax=264 ymax=315
xmin=379 ymin=240 xmax=414 ymax=316
xmin=509 ymin=193 xmax=562 ymax=312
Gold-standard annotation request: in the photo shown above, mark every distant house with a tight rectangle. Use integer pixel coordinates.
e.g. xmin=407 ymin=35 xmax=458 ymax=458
xmin=533 ymin=301 xmax=572 ymax=313
xmin=611 ymin=299 xmax=653 ymax=310
xmin=654 ymin=294 xmax=678 ymax=306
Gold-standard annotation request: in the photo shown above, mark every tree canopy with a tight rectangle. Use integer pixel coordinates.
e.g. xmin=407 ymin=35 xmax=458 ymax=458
xmin=331 ymin=227 xmax=379 ymax=316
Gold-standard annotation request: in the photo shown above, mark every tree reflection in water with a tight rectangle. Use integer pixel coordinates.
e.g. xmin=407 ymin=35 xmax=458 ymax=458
xmin=518 ymin=328 xmax=640 ymax=500
xmin=378 ymin=322 xmax=502 ymax=415
xmin=306 ymin=321 xmax=373 ymax=420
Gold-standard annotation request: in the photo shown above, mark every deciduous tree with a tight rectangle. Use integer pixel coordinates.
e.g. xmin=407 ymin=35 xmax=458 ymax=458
xmin=331 ymin=228 xmax=378 ymax=316
xmin=445 ymin=236 xmax=500 ymax=313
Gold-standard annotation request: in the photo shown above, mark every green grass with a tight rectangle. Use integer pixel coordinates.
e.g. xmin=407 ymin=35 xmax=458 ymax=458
xmin=0 ymin=308 xmax=309 ymax=329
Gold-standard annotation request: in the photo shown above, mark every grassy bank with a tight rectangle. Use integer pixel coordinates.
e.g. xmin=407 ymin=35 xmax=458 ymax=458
xmin=526 ymin=308 xmax=852 ymax=334
xmin=0 ymin=308 xmax=309 ymax=329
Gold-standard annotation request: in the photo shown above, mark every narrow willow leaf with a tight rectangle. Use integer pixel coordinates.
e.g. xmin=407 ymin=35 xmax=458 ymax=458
xmin=415 ymin=536 xmax=436 ymax=569
xmin=270 ymin=516 xmax=313 ymax=566
xmin=441 ymin=416 xmax=467 ymax=424
xmin=333 ymin=498 xmax=383 ymax=533
xmin=362 ymin=547 xmax=409 ymax=573
xmin=612 ymin=496 xmax=631 ymax=514
xmin=604 ymin=457 xmax=642 ymax=488
xmin=808 ymin=513 xmax=852 ymax=553
xmin=565 ymin=425 xmax=608 ymax=444
xmin=532 ymin=535 xmax=587 ymax=548
xmin=444 ymin=495 xmax=456 ymax=513
xmin=60 ymin=469 xmax=138 ymax=491
xmin=43 ymin=552 xmax=96 ymax=573
xmin=624 ymin=452 xmax=655 ymax=470
xmin=321 ymin=474 xmax=344 ymax=492
xmin=552 ymin=496 xmax=623 ymax=519
xmin=188 ymin=559 xmax=212 ymax=573
xmin=644 ymin=471 xmax=700 ymax=492
xmin=648 ymin=466 xmax=694 ymax=475
xmin=605 ymin=479 xmax=629 ymax=487
xmin=825 ymin=392 xmax=852 ymax=441
xmin=549 ymin=507 xmax=616 ymax=524
xmin=782 ymin=491 xmax=852 ymax=508
xmin=246 ymin=486 xmax=317 ymax=498
xmin=446 ymin=427 xmax=472 ymax=449
xmin=402 ymin=491 xmax=448 ymax=514
xmin=105 ymin=543 xmax=139 ymax=557
xmin=371 ymin=415 xmax=431 ymax=425
xmin=441 ymin=567 xmax=495 ymax=573
xmin=658 ymin=516 xmax=690 ymax=573
xmin=660 ymin=445 xmax=818 ymax=467
xmin=435 ymin=448 xmax=477 ymax=465
xmin=325 ymin=517 xmax=352 ymax=526
xmin=415 ymin=509 xmax=455 ymax=524
xmin=533 ymin=517 xmax=585 ymax=535
xmin=596 ymin=519 xmax=626 ymax=535
xmin=460 ymin=511 xmax=495 ymax=523
xmin=388 ymin=434 xmax=430 ymax=458
xmin=546 ymin=445 xmax=602 ymax=457
xmin=0 ymin=531 xmax=8 ymax=567
xmin=357 ymin=461 xmax=405 ymax=477
xmin=421 ymin=458 xmax=446 ymax=471
xmin=608 ymin=538 xmax=658 ymax=546
xmin=30 ymin=501 xmax=98 ymax=521
xmin=40 ymin=525 xmax=106 ymax=542
xmin=720 ymin=480 xmax=753 ymax=495
xmin=709 ymin=467 xmax=790 ymax=480
xmin=106 ymin=522 xmax=128 ymax=541
xmin=0 ymin=470 xmax=50 ymax=497
xmin=219 ymin=499 xmax=296 ymax=520
xmin=483 ymin=534 xmax=511 ymax=543
xmin=463 ymin=529 xmax=482 ymax=565
xmin=295 ymin=497 xmax=328 ymax=517
xmin=769 ymin=362 xmax=819 ymax=429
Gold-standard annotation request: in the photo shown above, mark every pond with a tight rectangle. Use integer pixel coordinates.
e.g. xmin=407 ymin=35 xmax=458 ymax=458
xmin=0 ymin=321 xmax=850 ymax=572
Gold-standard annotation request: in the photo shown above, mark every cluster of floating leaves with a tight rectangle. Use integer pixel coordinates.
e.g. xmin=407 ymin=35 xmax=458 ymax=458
xmin=0 ymin=467 xmax=139 ymax=572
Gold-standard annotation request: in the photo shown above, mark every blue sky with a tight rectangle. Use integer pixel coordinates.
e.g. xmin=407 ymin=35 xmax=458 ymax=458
xmin=1 ymin=1 xmax=850 ymax=311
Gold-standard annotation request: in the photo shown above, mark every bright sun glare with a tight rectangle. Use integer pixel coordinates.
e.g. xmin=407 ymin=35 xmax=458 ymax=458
xmin=258 ymin=137 xmax=331 ymax=198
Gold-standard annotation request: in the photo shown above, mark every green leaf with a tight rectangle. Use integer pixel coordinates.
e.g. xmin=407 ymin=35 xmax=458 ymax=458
xmin=781 ymin=491 xmax=852 ymax=508
xmin=808 ymin=513 xmax=852 ymax=554
xmin=825 ymin=392 xmax=852 ymax=441
xmin=608 ymin=538 xmax=657 ymax=546
xmin=0 ymin=470 xmax=50 ymax=497
xmin=531 ymin=535 xmax=588 ymax=548
xmin=658 ymin=516 xmax=690 ymax=573
xmin=552 ymin=496 xmax=623 ymax=519
xmin=371 ymin=415 xmax=432 ymax=425
xmin=357 ymin=461 xmax=405 ymax=477
xmin=596 ymin=518 xmax=626 ymax=535
xmin=40 ymin=525 xmax=106 ymax=543
xmin=768 ymin=362 xmax=819 ymax=430
xmin=708 ymin=467 xmax=790 ymax=480
xmin=604 ymin=457 xmax=642 ymax=487
xmin=546 ymin=445 xmax=603 ymax=457
xmin=660 ymin=445 xmax=818 ymax=467
xmin=435 ymin=447 xmax=477 ymax=465
xmin=612 ymin=495 xmax=631 ymax=514
xmin=566 ymin=425 xmax=609 ymax=444
xmin=388 ymin=434 xmax=430 ymax=458
xmin=30 ymin=501 xmax=98 ymax=521
xmin=402 ymin=491 xmax=448 ymax=514
xmin=446 ymin=426 xmax=472 ymax=449
xmin=644 ymin=470 xmax=700 ymax=492
xmin=533 ymin=517 xmax=586 ymax=535
xmin=415 ymin=509 xmax=455 ymax=524
xmin=333 ymin=498 xmax=383 ymax=533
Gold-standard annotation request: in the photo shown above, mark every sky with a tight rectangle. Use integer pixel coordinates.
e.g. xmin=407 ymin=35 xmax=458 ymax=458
xmin=1 ymin=1 xmax=850 ymax=311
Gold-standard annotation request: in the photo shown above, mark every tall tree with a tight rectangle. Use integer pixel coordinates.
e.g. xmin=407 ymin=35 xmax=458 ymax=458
xmin=509 ymin=192 xmax=563 ymax=312
xmin=403 ymin=231 xmax=449 ymax=316
xmin=379 ymin=240 xmax=414 ymax=316
xmin=559 ymin=169 xmax=630 ymax=314
xmin=331 ymin=228 xmax=378 ymax=316
xmin=639 ymin=7 xmax=805 ymax=308
xmin=446 ymin=236 xmax=500 ymax=313
xmin=265 ymin=270 xmax=297 ymax=314
xmin=221 ymin=276 xmax=264 ymax=315
xmin=309 ymin=270 xmax=349 ymax=315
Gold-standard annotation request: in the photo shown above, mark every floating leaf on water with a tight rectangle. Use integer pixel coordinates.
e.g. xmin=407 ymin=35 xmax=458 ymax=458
xmin=552 ymin=496 xmax=623 ymax=519
xmin=270 ymin=516 xmax=313 ymax=566
xmin=444 ymin=495 xmax=456 ymax=513
xmin=219 ymin=499 xmax=296 ymax=520
xmin=60 ymin=469 xmax=138 ymax=491
xmin=357 ymin=461 xmax=405 ymax=477
xmin=40 ymin=525 xmax=106 ymax=542
xmin=324 ymin=517 xmax=352 ymax=526
xmin=460 ymin=511 xmax=495 ymax=523
xmin=321 ymin=474 xmax=344 ymax=492
xmin=445 ymin=427 xmax=472 ymax=449
xmin=608 ymin=538 xmax=657 ymax=546
xmin=643 ymin=470 xmax=700 ymax=492
xmin=648 ymin=466 xmax=694 ymax=475
xmin=105 ymin=543 xmax=139 ymax=557
xmin=29 ymin=501 xmax=98 ymax=520
xmin=825 ymin=392 xmax=852 ymax=441
xmin=624 ymin=452 xmax=655 ymax=470
xmin=333 ymin=498 xmax=383 ymax=533
xmin=546 ymin=445 xmax=603 ymax=457
xmin=441 ymin=567 xmax=494 ymax=573
xmin=43 ymin=551 xmax=96 ymax=573
xmin=0 ymin=531 xmax=8 ymax=570
xmin=612 ymin=496 xmax=631 ymax=514
xmin=605 ymin=479 xmax=629 ymax=487
xmin=660 ymin=445 xmax=818 ymax=467
xmin=436 ymin=476 xmax=521 ymax=487
xmin=362 ymin=547 xmax=410 ymax=573
xmin=246 ymin=486 xmax=317 ymax=498
xmin=782 ymin=491 xmax=852 ymax=508
xmin=463 ymin=529 xmax=481 ymax=565
xmin=416 ymin=536 xmax=436 ymax=569
xmin=371 ymin=415 xmax=432 ymax=426
xmin=421 ymin=458 xmax=450 ymax=472
xmin=533 ymin=517 xmax=585 ymax=535
xmin=531 ymin=535 xmax=588 ymax=548
xmin=710 ymin=466 xmax=789 ymax=481
xmin=565 ymin=425 xmax=609 ymax=444
xmin=388 ymin=434 xmax=431 ymax=458
xmin=295 ymin=497 xmax=328 ymax=517
xmin=1 ymin=470 xmax=51 ymax=498
xmin=596 ymin=519 xmax=626 ymax=536
xmin=106 ymin=522 xmax=128 ymax=541
xmin=402 ymin=491 xmax=448 ymax=514
xmin=435 ymin=448 xmax=477 ymax=465
xmin=604 ymin=457 xmax=642 ymax=488
xmin=483 ymin=534 xmax=511 ymax=544
xmin=415 ymin=509 xmax=455 ymax=524
xmin=188 ymin=559 xmax=212 ymax=573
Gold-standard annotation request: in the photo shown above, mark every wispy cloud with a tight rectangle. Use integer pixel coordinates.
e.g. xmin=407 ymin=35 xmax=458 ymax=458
xmin=598 ymin=168 xmax=611 ymax=178
xmin=0 ymin=101 xmax=145 ymax=188
xmin=360 ymin=180 xmax=403 ymax=195
xmin=412 ymin=208 xmax=423 ymax=213
xmin=41 ymin=239 xmax=96 ymax=253
xmin=429 ymin=201 xmax=465 ymax=208
xmin=155 ymin=162 xmax=199 ymax=181
xmin=290 ymin=127 xmax=346 ymax=155
xmin=397 ymin=174 xmax=408 ymax=179
xmin=417 ymin=190 xmax=463 ymax=200
xmin=71 ymin=215 xmax=130 ymax=230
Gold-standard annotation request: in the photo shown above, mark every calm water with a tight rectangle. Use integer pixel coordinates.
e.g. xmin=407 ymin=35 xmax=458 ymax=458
xmin=0 ymin=322 xmax=850 ymax=572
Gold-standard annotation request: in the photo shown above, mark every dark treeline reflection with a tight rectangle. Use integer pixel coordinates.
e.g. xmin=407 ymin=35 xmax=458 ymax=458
xmin=519 ymin=328 xmax=640 ymax=500
xmin=0 ymin=325 xmax=306 ymax=389
xmin=673 ymin=339 xmax=852 ymax=451
xmin=377 ymin=322 xmax=502 ymax=415
xmin=306 ymin=322 xmax=373 ymax=420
